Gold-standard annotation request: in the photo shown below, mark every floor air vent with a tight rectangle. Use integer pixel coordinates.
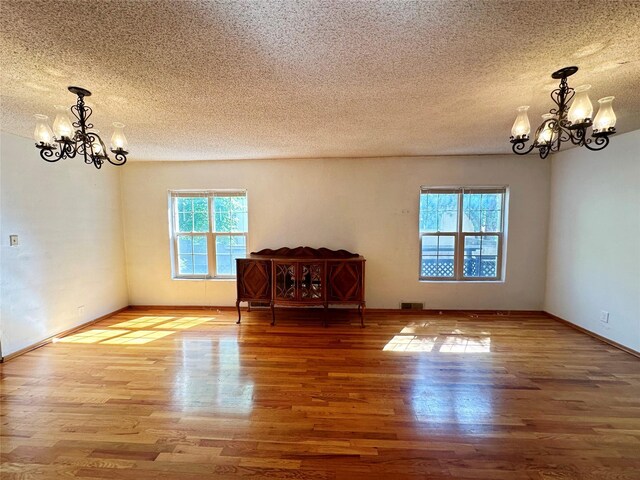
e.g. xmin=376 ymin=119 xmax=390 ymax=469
xmin=400 ymin=302 xmax=424 ymax=310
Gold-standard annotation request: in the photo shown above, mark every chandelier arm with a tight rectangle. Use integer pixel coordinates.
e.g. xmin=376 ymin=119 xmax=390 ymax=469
xmin=89 ymin=131 xmax=107 ymax=149
xmin=557 ymin=124 xmax=571 ymax=144
xmin=108 ymin=150 xmax=128 ymax=166
xmin=568 ymin=127 xmax=586 ymax=146
xmin=63 ymin=139 xmax=78 ymax=158
xmin=37 ymin=145 xmax=64 ymax=162
xmin=511 ymin=141 xmax=535 ymax=155
xmin=86 ymin=132 xmax=109 ymax=169
xmin=584 ymin=135 xmax=611 ymax=151
xmin=539 ymin=146 xmax=551 ymax=160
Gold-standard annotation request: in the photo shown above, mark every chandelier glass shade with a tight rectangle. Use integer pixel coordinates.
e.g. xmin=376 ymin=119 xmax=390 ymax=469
xmin=34 ymin=86 xmax=128 ymax=169
xmin=509 ymin=66 xmax=616 ymax=159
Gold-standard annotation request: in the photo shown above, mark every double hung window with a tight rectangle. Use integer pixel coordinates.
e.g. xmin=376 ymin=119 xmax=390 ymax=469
xmin=170 ymin=191 xmax=248 ymax=279
xmin=419 ymin=187 xmax=506 ymax=281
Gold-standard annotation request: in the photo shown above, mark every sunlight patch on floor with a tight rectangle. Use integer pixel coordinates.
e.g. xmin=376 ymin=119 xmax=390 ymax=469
xmin=110 ymin=316 xmax=175 ymax=328
xmin=56 ymin=316 xmax=217 ymax=346
xmin=55 ymin=329 xmax=130 ymax=344
xmin=100 ymin=330 xmax=174 ymax=345
xmin=153 ymin=317 xmax=213 ymax=329
xmin=383 ymin=335 xmax=437 ymax=352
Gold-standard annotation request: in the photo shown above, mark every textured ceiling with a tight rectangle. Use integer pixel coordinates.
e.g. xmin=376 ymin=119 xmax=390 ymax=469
xmin=1 ymin=0 xmax=639 ymax=161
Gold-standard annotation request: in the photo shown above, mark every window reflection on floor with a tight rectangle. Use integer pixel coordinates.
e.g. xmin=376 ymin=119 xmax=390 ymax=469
xmin=411 ymin=383 xmax=495 ymax=433
xmin=383 ymin=335 xmax=491 ymax=353
xmin=173 ymin=337 xmax=254 ymax=415
xmin=410 ymin=350 xmax=495 ymax=434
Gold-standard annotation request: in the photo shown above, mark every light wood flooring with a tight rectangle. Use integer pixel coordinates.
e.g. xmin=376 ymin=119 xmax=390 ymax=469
xmin=1 ymin=308 xmax=640 ymax=479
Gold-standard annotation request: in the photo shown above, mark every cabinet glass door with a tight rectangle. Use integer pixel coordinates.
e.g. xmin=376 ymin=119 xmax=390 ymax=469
xmin=299 ymin=262 xmax=324 ymax=300
xmin=274 ymin=262 xmax=296 ymax=300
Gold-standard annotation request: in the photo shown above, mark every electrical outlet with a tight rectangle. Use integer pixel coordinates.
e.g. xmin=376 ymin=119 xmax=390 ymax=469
xmin=9 ymin=235 xmax=18 ymax=246
xmin=600 ymin=310 xmax=609 ymax=323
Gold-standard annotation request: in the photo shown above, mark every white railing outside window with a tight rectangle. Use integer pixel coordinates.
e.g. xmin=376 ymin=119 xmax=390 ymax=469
xmin=419 ymin=187 xmax=507 ymax=281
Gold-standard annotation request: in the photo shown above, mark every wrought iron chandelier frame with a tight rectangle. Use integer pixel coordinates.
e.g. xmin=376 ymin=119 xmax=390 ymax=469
xmin=510 ymin=66 xmax=616 ymax=159
xmin=35 ymin=86 xmax=128 ymax=169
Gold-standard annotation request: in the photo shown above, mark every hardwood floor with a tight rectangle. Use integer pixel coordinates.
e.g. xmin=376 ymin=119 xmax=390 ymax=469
xmin=2 ymin=308 xmax=640 ymax=479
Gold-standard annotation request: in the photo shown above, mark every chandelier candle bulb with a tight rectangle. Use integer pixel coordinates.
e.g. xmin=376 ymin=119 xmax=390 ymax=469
xmin=110 ymin=122 xmax=128 ymax=151
xmin=52 ymin=105 xmax=74 ymax=140
xmin=536 ymin=113 xmax=556 ymax=145
xmin=92 ymin=138 xmax=102 ymax=155
xmin=567 ymin=85 xmax=593 ymax=126
xmin=511 ymin=106 xmax=531 ymax=140
xmin=593 ymin=96 xmax=617 ymax=134
xmin=33 ymin=114 xmax=54 ymax=146
xmin=90 ymin=132 xmax=104 ymax=155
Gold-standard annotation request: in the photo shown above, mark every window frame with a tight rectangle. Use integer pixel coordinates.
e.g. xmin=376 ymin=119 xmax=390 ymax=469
xmin=169 ymin=190 xmax=248 ymax=280
xmin=419 ymin=186 xmax=507 ymax=282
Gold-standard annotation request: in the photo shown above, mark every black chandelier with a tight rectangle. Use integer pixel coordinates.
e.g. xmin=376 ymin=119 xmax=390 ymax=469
xmin=509 ymin=66 xmax=617 ymax=159
xmin=34 ymin=86 xmax=128 ymax=169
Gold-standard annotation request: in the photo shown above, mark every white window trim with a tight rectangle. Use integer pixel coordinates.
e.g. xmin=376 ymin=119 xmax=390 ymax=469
xmin=418 ymin=186 xmax=508 ymax=282
xmin=169 ymin=189 xmax=248 ymax=280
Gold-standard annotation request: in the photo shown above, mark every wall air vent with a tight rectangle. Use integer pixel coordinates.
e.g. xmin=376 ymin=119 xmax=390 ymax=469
xmin=400 ymin=302 xmax=424 ymax=310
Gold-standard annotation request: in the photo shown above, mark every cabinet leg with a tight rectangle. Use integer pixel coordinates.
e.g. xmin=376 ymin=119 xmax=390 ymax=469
xmin=270 ymin=303 xmax=276 ymax=326
xmin=359 ymin=303 xmax=365 ymax=328
xmin=323 ymin=304 xmax=328 ymax=328
xmin=235 ymin=300 xmax=241 ymax=324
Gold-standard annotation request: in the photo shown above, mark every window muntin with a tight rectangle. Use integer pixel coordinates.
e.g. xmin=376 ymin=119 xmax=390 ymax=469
xmin=419 ymin=187 xmax=506 ymax=281
xmin=170 ymin=190 xmax=247 ymax=279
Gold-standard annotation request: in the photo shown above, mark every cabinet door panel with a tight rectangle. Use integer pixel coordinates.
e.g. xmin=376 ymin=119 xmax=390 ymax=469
xmin=327 ymin=261 xmax=363 ymax=302
xmin=237 ymin=259 xmax=271 ymax=300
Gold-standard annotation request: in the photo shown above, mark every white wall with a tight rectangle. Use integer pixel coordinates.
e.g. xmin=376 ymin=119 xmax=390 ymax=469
xmin=545 ymin=129 xmax=640 ymax=352
xmin=0 ymin=132 xmax=128 ymax=357
xmin=4 ymin=124 xmax=638 ymax=355
xmin=121 ymin=154 xmax=550 ymax=310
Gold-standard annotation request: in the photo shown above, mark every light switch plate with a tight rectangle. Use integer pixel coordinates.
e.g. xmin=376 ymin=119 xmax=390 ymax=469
xmin=600 ymin=310 xmax=609 ymax=323
xmin=9 ymin=235 xmax=18 ymax=246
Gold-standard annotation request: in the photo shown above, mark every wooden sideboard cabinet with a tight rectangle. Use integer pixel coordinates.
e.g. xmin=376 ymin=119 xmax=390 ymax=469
xmin=236 ymin=247 xmax=365 ymax=327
